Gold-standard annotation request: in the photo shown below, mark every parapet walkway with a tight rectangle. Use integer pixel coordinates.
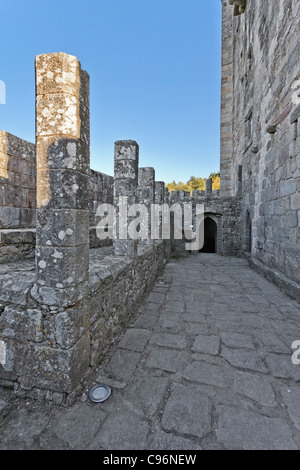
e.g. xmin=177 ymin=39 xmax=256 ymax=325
xmin=1 ymin=253 xmax=300 ymax=450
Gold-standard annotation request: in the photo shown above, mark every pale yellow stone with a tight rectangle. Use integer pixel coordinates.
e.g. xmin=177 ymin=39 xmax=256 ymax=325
xmin=36 ymin=93 xmax=80 ymax=139
xmin=35 ymin=53 xmax=80 ymax=97
xmin=36 ymin=169 xmax=51 ymax=208
xmin=0 ymin=130 xmax=8 ymax=178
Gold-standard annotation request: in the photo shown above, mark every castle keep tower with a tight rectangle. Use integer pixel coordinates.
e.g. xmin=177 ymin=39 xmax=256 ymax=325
xmin=221 ymin=0 xmax=300 ymax=298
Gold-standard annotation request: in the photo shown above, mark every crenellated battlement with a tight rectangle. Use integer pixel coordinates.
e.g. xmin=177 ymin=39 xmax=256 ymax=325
xmin=1 ymin=0 xmax=299 ymax=401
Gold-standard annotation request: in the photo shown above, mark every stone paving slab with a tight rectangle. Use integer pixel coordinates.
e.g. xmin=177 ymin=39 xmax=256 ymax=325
xmin=1 ymin=253 xmax=300 ymax=450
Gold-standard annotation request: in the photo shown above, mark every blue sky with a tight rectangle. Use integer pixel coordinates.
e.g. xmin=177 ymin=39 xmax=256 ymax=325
xmin=0 ymin=0 xmax=222 ymax=184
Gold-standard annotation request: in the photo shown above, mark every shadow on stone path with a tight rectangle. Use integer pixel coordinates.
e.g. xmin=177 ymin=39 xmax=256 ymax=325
xmin=1 ymin=253 xmax=300 ymax=450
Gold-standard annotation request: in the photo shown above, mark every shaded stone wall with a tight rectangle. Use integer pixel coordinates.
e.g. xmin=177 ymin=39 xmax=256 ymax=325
xmin=223 ymin=0 xmax=300 ymax=293
xmin=170 ymin=188 xmax=242 ymax=257
xmin=0 ymin=131 xmax=36 ymax=229
xmin=0 ymin=137 xmax=115 ymax=257
xmin=0 ymin=131 xmax=36 ymax=262
xmin=89 ymin=169 xmax=114 ymax=247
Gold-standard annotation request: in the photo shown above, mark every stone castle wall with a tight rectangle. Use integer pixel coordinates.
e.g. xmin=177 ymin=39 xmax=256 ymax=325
xmin=170 ymin=189 xmax=242 ymax=257
xmin=1 ymin=0 xmax=299 ymax=401
xmin=222 ymin=0 xmax=300 ymax=297
xmin=0 ymin=135 xmax=114 ymax=262
xmin=0 ymin=53 xmax=173 ymax=403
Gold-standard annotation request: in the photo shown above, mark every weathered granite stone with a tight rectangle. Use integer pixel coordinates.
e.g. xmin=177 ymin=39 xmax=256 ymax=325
xmin=216 ymin=405 xmax=297 ymax=450
xmin=113 ymin=140 xmax=139 ymax=257
xmin=233 ymin=371 xmax=277 ymax=406
xmin=118 ymin=328 xmax=150 ymax=352
xmin=182 ymin=361 xmax=226 ymax=388
xmin=192 ymin=334 xmax=220 ymax=355
xmin=161 ymin=383 xmax=211 ymax=438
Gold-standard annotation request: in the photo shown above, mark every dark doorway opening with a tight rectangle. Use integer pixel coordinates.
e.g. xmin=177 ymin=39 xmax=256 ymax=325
xmin=200 ymin=217 xmax=217 ymax=253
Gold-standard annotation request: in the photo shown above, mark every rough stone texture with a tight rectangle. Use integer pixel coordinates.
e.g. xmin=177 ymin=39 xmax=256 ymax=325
xmin=113 ymin=140 xmax=139 ymax=257
xmin=0 ymin=1 xmax=299 ymax=442
xmin=89 ymin=169 xmax=113 ymax=248
xmin=0 ymin=131 xmax=36 ymax=262
xmin=137 ymin=167 xmax=155 ymax=244
xmin=170 ymin=190 xmax=243 ymax=257
xmin=281 ymin=386 xmax=300 ymax=431
xmin=233 ymin=370 xmax=277 ymax=407
xmin=223 ymin=0 xmax=300 ymax=293
xmin=0 ymin=54 xmax=170 ymax=401
xmin=192 ymin=334 xmax=220 ymax=355
xmin=1 ymin=253 xmax=300 ymax=450
xmin=216 ymin=405 xmax=297 ymax=450
xmin=161 ymin=383 xmax=212 ymax=439
xmin=0 ymin=131 xmax=36 ymax=228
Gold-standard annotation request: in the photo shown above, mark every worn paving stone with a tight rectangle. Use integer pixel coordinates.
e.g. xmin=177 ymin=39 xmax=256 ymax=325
xmin=183 ymin=312 xmax=208 ymax=323
xmin=91 ymin=408 xmax=150 ymax=450
xmin=185 ymin=303 xmax=207 ymax=314
xmin=165 ymin=301 xmax=185 ymax=311
xmin=47 ymin=403 xmax=106 ymax=450
xmin=216 ymin=405 xmax=297 ymax=450
xmin=149 ymin=332 xmax=187 ymax=350
xmin=118 ymin=328 xmax=150 ymax=352
xmin=105 ymin=349 xmax=141 ymax=381
xmin=158 ymin=312 xmax=180 ymax=332
xmin=161 ymin=383 xmax=211 ymax=438
xmin=0 ymin=408 xmax=50 ymax=450
xmin=146 ymin=292 xmax=166 ymax=304
xmin=221 ymin=346 xmax=268 ymax=373
xmin=221 ymin=332 xmax=255 ymax=350
xmin=1 ymin=253 xmax=300 ymax=450
xmin=242 ymin=314 xmax=265 ymax=329
xmin=233 ymin=371 xmax=277 ymax=407
xmin=254 ymin=331 xmax=289 ymax=354
xmin=215 ymin=319 xmax=245 ymax=333
xmin=0 ymin=400 xmax=7 ymax=413
xmin=147 ymin=429 xmax=202 ymax=450
xmin=182 ymin=361 xmax=226 ymax=388
xmin=281 ymin=386 xmax=300 ymax=431
xmin=145 ymin=348 xmax=183 ymax=373
xmin=134 ymin=313 xmax=159 ymax=330
xmin=183 ymin=322 xmax=211 ymax=335
xmin=122 ymin=376 xmax=169 ymax=417
xmin=192 ymin=334 xmax=220 ymax=355
xmin=264 ymin=354 xmax=300 ymax=380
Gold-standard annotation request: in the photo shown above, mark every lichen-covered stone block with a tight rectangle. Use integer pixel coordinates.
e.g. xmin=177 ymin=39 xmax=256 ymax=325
xmin=19 ymin=333 xmax=90 ymax=394
xmin=36 ymin=245 xmax=89 ymax=288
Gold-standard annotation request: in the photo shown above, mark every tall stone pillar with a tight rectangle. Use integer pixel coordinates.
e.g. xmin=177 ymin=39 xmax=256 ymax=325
xmin=35 ymin=53 xmax=90 ymax=307
xmin=114 ymin=140 xmax=139 ymax=256
xmin=206 ymin=177 xmax=213 ymax=193
xmin=155 ymin=181 xmax=165 ymax=205
xmin=220 ymin=0 xmax=234 ymax=196
xmin=153 ymin=181 xmax=165 ymax=240
xmin=26 ymin=53 xmax=91 ymax=398
xmin=137 ymin=167 xmax=155 ymax=244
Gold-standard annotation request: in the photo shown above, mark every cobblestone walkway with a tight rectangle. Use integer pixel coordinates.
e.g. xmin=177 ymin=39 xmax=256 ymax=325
xmin=1 ymin=253 xmax=300 ymax=450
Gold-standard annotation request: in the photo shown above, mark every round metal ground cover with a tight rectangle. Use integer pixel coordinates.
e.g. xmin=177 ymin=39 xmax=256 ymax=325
xmin=88 ymin=384 xmax=111 ymax=403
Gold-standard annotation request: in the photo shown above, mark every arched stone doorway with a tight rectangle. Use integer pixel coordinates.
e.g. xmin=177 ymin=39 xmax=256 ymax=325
xmin=200 ymin=216 xmax=218 ymax=253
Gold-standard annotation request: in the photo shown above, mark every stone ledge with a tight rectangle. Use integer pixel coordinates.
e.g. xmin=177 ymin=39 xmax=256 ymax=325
xmin=0 ymin=228 xmax=36 ymax=245
xmin=248 ymin=257 xmax=300 ymax=303
xmin=89 ymin=241 xmax=164 ymax=291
